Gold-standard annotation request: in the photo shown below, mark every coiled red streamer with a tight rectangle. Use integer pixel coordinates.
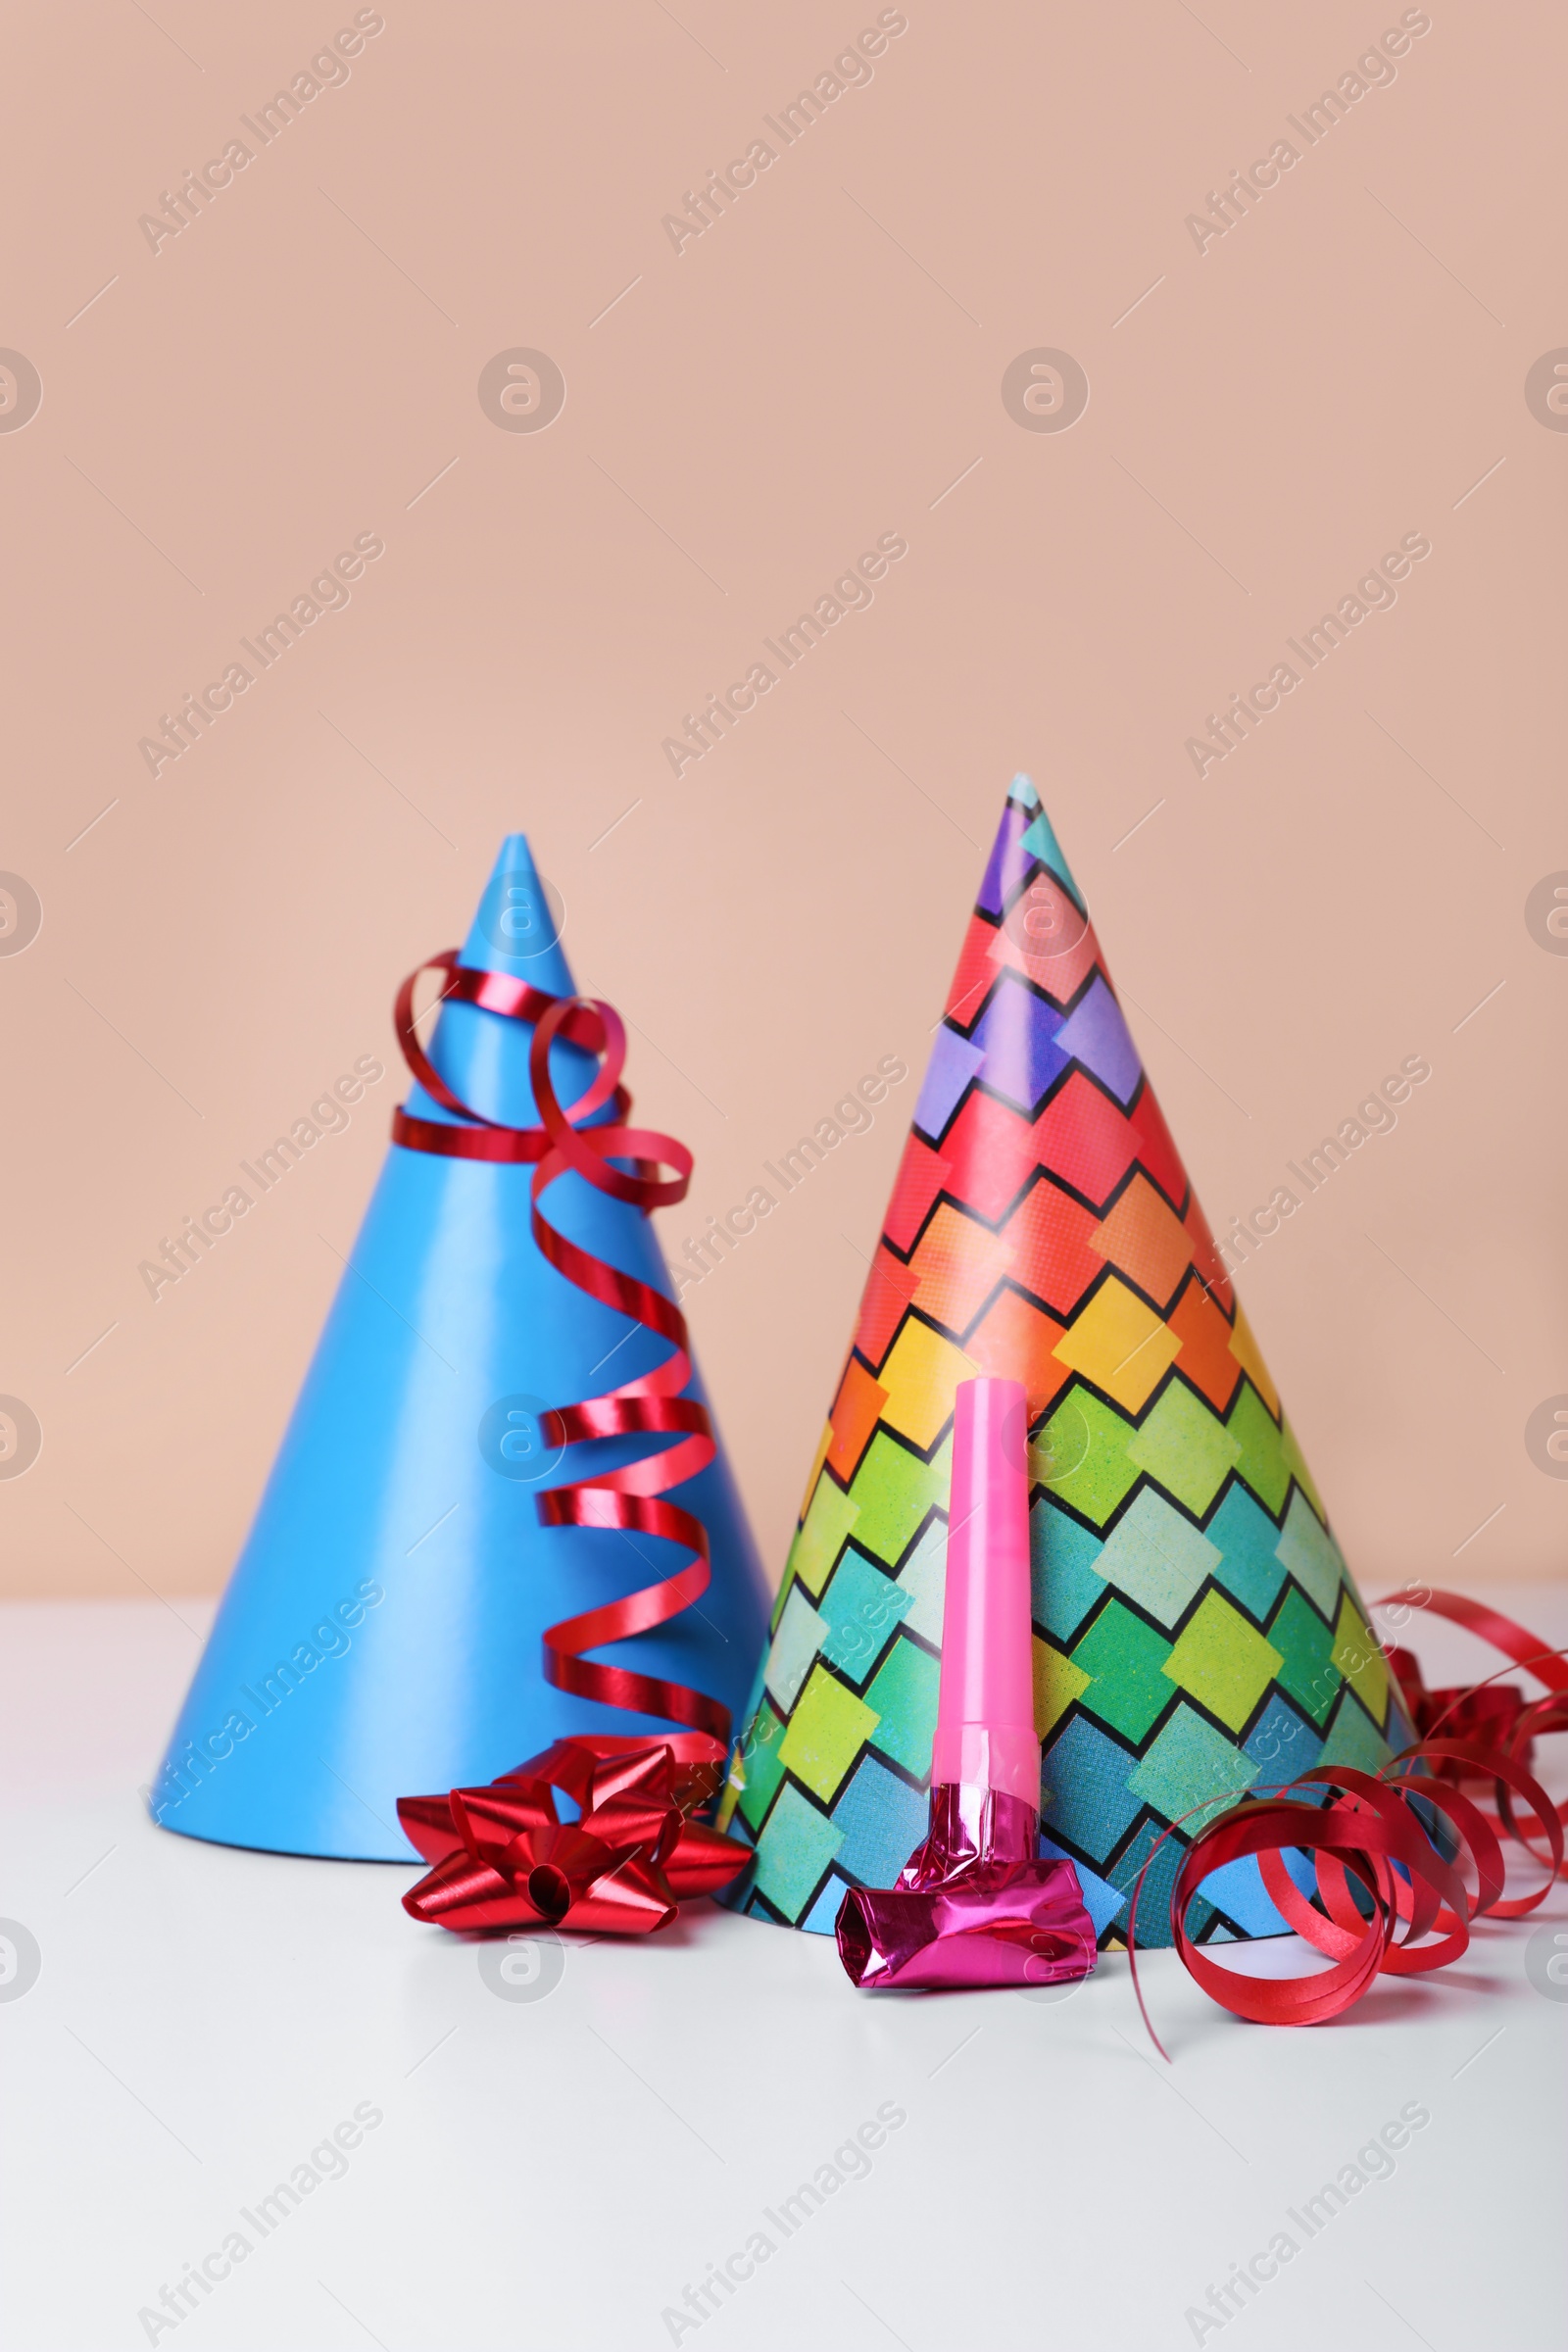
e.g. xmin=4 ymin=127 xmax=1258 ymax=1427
xmin=1130 ymin=1587 xmax=1568 ymax=2051
xmin=391 ymin=954 xmax=728 ymax=1747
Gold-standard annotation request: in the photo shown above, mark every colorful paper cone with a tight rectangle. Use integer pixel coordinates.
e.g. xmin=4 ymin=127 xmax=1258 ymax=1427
xmin=719 ymin=777 xmax=1415 ymax=1944
xmin=152 ymin=835 xmax=769 ymax=1860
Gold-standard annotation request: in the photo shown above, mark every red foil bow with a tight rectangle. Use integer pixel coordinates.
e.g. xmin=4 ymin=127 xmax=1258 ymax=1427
xmin=399 ymin=1736 xmax=749 ymax=1936
xmin=1388 ymin=1644 xmax=1535 ymax=1781
xmin=1134 ymin=1587 xmax=1568 ymax=2048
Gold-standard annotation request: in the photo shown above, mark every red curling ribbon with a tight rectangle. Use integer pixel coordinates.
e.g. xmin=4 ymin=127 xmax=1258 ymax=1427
xmin=390 ymin=954 xmax=632 ymax=1161
xmin=399 ymin=1735 xmax=748 ymax=1936
xmin=390 ymin=954 xmax=728 ymax=1747
xmin=1130 ymin=1587 xmax=1567 ymax=2052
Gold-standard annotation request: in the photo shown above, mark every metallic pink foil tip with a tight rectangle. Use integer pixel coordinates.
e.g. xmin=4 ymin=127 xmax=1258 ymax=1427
xmin=835 ymin=1785 xmax=1098 ymax=1991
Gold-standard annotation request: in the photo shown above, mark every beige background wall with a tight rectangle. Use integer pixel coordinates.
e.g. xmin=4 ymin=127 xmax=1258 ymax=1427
xmin=2 ymin=0 xmax=1563 ymax=1599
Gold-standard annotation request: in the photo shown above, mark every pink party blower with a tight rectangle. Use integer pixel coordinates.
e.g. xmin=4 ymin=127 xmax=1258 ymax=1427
xmin=836 ymin=1377 xmax=1098 ymax=1991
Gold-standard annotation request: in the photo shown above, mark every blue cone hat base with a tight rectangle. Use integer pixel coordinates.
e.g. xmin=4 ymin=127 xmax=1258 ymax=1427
xmin=152 ymin=837 xmax=769 ymax=1861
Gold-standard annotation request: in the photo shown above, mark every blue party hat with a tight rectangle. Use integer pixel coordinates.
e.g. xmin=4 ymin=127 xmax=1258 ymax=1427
xmin=151 ymin=836 xmax=769 ymax=1859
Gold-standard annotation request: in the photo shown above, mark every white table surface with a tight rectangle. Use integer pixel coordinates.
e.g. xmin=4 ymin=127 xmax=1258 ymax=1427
xmin=2 ymin=1593 xmax=1564 ymax=2352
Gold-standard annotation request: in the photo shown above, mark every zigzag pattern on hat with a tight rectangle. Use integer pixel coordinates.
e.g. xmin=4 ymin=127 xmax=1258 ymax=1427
xmin=719 ymin=777 xmax=1414 ymax=1945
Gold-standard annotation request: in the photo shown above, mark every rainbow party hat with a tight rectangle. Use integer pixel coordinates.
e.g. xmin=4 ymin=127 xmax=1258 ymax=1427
xmin=152 ymin=835 xmax=769 ymax=1861
xmin=718 ymin=778 xmax=1414 ymax=1944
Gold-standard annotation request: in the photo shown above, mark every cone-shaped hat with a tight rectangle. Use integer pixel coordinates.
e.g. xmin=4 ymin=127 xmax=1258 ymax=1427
xmin=719 ymin=778 xmax=1414 ymax=1944
xmin=153 ymin=836 xmax=769 ymax=1859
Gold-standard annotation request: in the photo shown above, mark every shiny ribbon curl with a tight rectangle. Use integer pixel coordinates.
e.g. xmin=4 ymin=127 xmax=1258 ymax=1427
xmin=1131 ymin=1588 xmax=1568 ymax=2053
xmin=390 ymin=953 xmax=728 ymax=1747
xmin=399 ymin=1735 xmax=747 ymax=1936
